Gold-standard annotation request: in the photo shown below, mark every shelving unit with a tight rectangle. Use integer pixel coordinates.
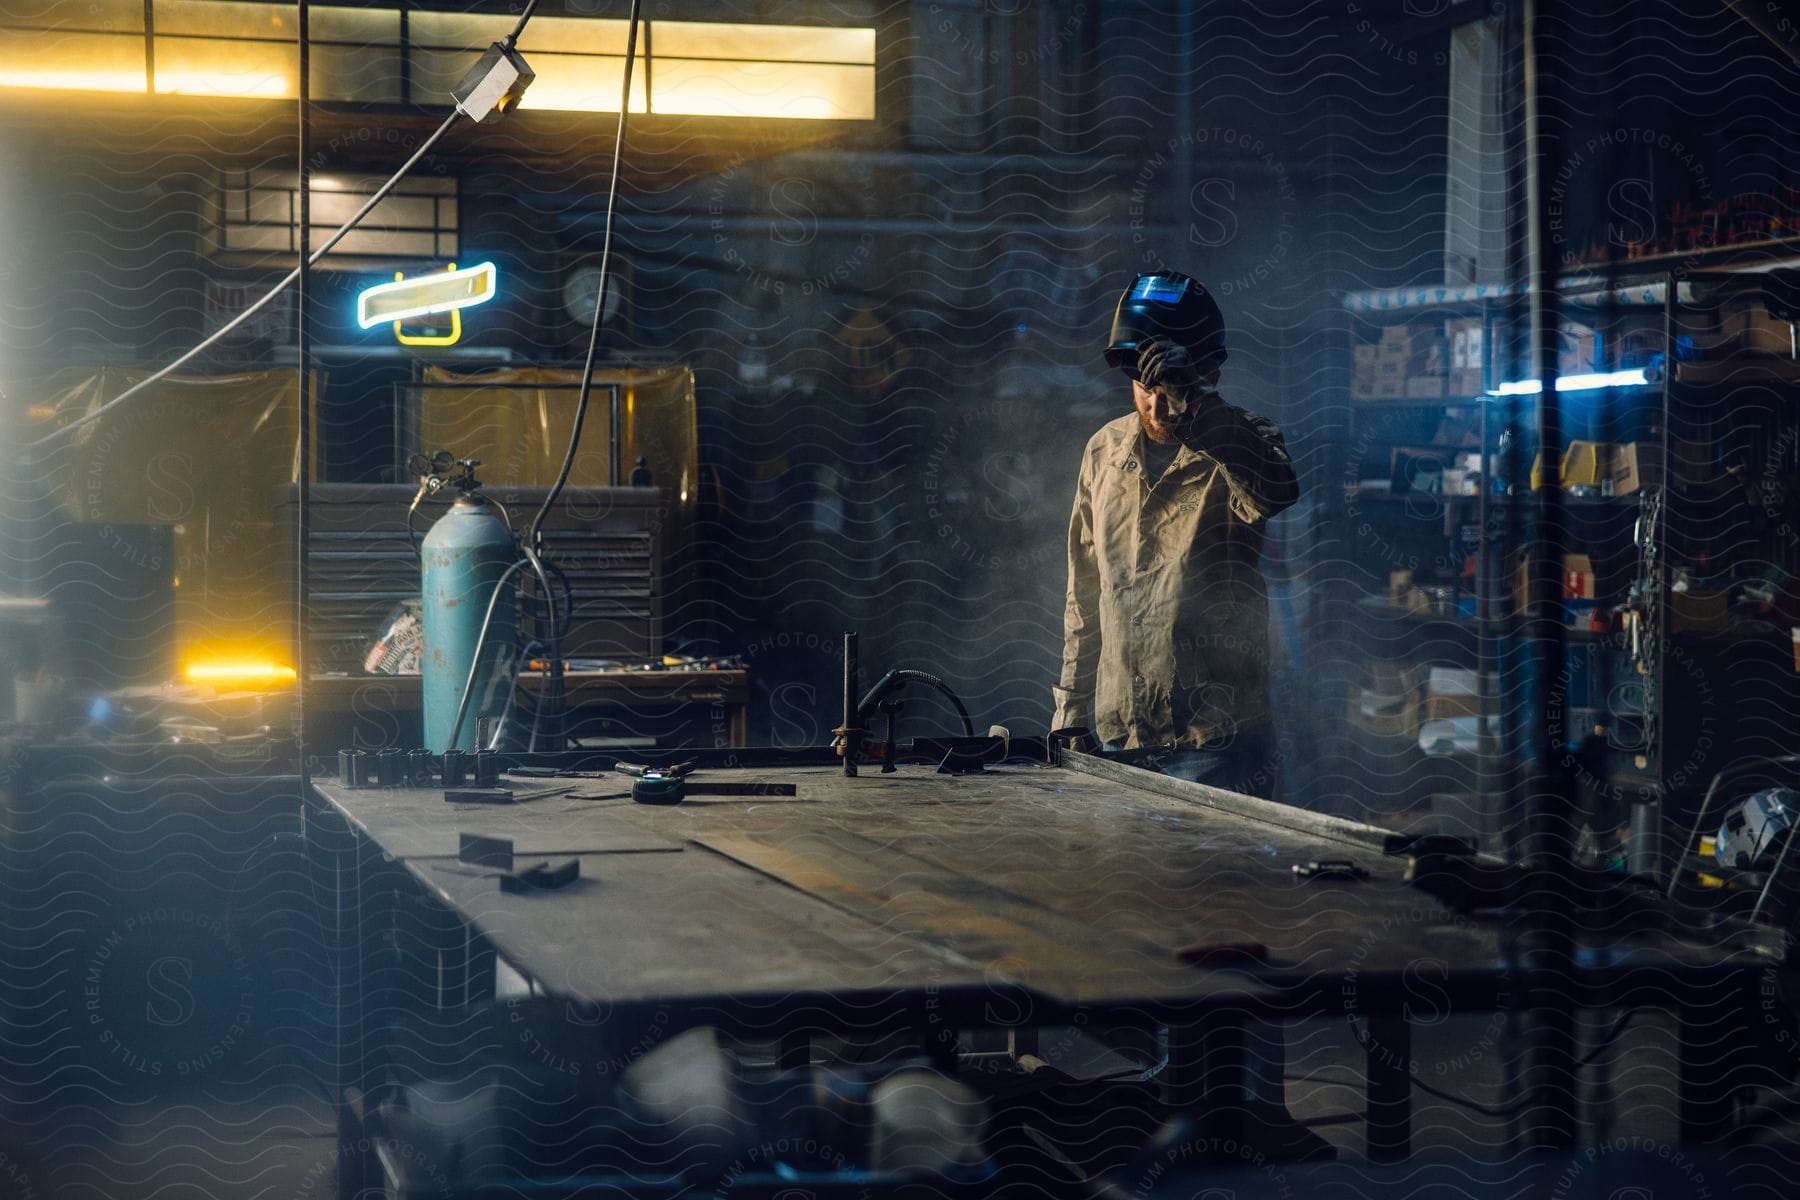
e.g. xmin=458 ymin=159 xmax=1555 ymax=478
xmin=1327 ymin=261 xmax=1800 ymax=855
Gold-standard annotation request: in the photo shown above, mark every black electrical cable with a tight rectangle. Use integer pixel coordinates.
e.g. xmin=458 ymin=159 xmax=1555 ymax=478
xmin=26 ymin=109 xmax=462 ymax=452
xmin=520 ymin=0 xmax=643 ymax=750
xmin=23 ymin=0 xmax=568 ymax=457
xmin=488 ymin=494 xmax=514 ymax=535
xmin=518 ymin=539 xmax=560 ymax=652
xmin=470 ymin=481 xmax=562 ymax=653
xmin=527 ymin=0 xmax=644 ymax=559
xmin=541 ymin=559 xmax=577 ymax=643
xmin=406 ymin=497 xmax=425 ymax=563
xmin=486 ymin=639 xmax=543 ymax=751
xmin=1339 ymin=1009 xmax=1648 ymax=1120
xmin=856 ymin=668 xmax=976 ymax=736
xmin=445 ymin=557 xmax=531 ymax=751
xmin=504 ymin=0 xmax=544 ymax=48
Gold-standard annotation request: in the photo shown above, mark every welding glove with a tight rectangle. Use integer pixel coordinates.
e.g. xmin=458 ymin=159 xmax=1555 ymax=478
xmin=1135 ymin=335 xmax=1211 ymax=421
xmin=1139 ymin=336 xmax=1300 ymax=518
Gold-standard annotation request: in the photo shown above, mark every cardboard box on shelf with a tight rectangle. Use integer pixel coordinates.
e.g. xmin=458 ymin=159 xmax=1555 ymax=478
xmin=1378 ymin=324 xmax=1447 ymax=371
xmin=1524 ymin=439 xmax=1693 ymax=494
xmin=1610 ymin=442 xmax=1665 ymax=496
xmin=1522 ymin=440 xmax=1703 ymax=497
xmin=1420 ymin=665 xmax=1484 ymax=721
xmin=1719 ymin=302 xmax=1800 ymax=356
xmin=1559 ymin=320 xmax=1599 ymax=375
xmin=1446 ymin=318 xmax=1486 ymax=395
xmin=1349 ymin=686 xmax=1420 ymax=738
xmin=1609 ymin=312 xmax=1665 ymax=370
xmin=1355 ymin=323 xmax=1453 ymax=400
xmin=1353 ymin=342 xmax=1406 ymax=400
xmin=1378 ymin=323 xmax=1432 ymax=363
xmin=1513 ymin=552 xmax=1596 ymax=614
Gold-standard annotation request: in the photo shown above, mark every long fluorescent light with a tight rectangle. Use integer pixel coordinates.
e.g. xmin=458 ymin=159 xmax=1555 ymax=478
xmin=357 ymin=261 xmax=497 ymax=329
xmin=1486 ymin=368 xmax=1650 ymax=396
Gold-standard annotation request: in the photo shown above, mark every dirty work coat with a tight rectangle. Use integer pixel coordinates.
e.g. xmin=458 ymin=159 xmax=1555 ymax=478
xmin=1052 ymin=403 xmax=1298 ymax=750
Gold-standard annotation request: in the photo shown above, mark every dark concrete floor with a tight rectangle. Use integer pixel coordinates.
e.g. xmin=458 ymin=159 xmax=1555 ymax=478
xmin=0 ymin=1010 xmax=1751 ymax=1198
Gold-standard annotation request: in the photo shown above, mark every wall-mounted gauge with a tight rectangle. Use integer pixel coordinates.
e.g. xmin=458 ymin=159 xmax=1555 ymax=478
xmin=562 ymin=262 xmax=626 ymax=328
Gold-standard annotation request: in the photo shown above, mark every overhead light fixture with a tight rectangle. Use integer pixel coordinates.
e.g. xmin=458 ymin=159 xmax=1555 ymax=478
xmin=1486 ymin=368 xmax=1650 ymax=396
xmin=357 ymin=261 xmax=498 ymax=329
xmin=453 ymin=41 xmax=535 ymax=123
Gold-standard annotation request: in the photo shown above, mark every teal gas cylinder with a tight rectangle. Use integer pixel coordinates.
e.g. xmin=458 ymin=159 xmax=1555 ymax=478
xmin=421 ymin=476 xmax=517 ymax=753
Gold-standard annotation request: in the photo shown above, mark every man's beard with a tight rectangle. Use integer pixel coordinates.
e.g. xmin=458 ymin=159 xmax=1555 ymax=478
xmin=1138 ymin=410 xmax=1180 ymax=444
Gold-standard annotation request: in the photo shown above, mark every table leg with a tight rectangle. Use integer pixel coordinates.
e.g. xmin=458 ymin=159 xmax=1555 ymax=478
xmin=1364 ymin=1012 xmax=1412 ymax=1162
xmin=303 ymin=801 xmax=373 ymax=1200
xmin=1165 ymin=1014 xmax=1249 ymax=1144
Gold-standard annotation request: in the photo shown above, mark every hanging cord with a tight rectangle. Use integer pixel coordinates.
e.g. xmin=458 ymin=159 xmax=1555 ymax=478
xmin=445 ymin=558 xmax=531 ymax=751
xmin=527 ymin=0 xmax=644 ymax=550
xmin=23 ymin=0 xmax=566 ymax=456
xmin=516 ymin=0 xmax=643 ymax=747
xmin=25 ymin=110 xmax=462 ymax=452
xmin=1331 ymin=1010 xmax=1647 ymax=1119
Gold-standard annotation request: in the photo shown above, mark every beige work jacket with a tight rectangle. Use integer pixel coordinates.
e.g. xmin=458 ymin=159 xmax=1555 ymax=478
xmin=1053 ymin=406 xmax=1298 ymax=749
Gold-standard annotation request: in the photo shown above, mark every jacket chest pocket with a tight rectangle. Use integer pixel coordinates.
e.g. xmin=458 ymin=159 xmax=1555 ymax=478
xmin=1148 ymin=474 xmax=1222 ymax=546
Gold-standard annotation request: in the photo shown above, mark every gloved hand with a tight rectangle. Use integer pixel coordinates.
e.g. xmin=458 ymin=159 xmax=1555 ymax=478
xmin=1135 ymin=336 xmax=1217 ymax=421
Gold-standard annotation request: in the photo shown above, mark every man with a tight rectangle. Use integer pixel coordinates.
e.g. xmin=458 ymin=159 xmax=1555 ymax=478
xmin=1053 ymin=272 xmax=1298 ymax=797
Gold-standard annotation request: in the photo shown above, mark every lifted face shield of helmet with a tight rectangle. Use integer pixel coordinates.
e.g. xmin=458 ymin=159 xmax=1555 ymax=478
xmin=1105 ymin=270 xmax=1227 ymax=371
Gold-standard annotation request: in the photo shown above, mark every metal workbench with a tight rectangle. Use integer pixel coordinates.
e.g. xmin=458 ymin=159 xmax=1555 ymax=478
xmin=304 ymin=748 xmax=1779 ymax=1196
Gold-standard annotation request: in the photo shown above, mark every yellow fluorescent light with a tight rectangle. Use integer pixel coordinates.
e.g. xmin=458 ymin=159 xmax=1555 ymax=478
xmin=0 ymin=70 xmax=289 ymax=98
xmin=0 ymin=14 xmax=875 ymax=118
xmin=184 ymin=661 xmax=298 ymax=686
xmin=156 ymin=72 xmax=291 ymax=98
xmin=0 ymin=70 xmax=148 ymax=94
xmin=358 ymin=261 xmax=497 ymax=329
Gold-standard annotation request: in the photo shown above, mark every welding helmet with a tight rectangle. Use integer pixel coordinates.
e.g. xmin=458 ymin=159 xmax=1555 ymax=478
xmin=1104 ymin=272 xmax=1227 ymax=372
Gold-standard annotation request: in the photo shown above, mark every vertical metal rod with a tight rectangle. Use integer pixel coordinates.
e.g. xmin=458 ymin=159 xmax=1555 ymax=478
xmin=610 ymin=385 xmax=622 ymax=485
xmin=398 ymin=0 xmax=411 ymax=105
xmin=642 ymin=18 xmax=653 ymax=116
xmin=1174 ymin=4 xmax=1193 ymax=205
xmin=842 ymin=632 xmax=858 ymax=777
xmin=1520 ymin=0 xmax=1576 ymax=1151
xmin=296 ymin=1 xmax=312 ymax=787
xmin=143 ymin=0 xmax=155 ymax=93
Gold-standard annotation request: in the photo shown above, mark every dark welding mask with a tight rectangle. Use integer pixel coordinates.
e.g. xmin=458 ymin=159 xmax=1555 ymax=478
xmin=1104 ymin=272 xmax=1227 ymax=375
